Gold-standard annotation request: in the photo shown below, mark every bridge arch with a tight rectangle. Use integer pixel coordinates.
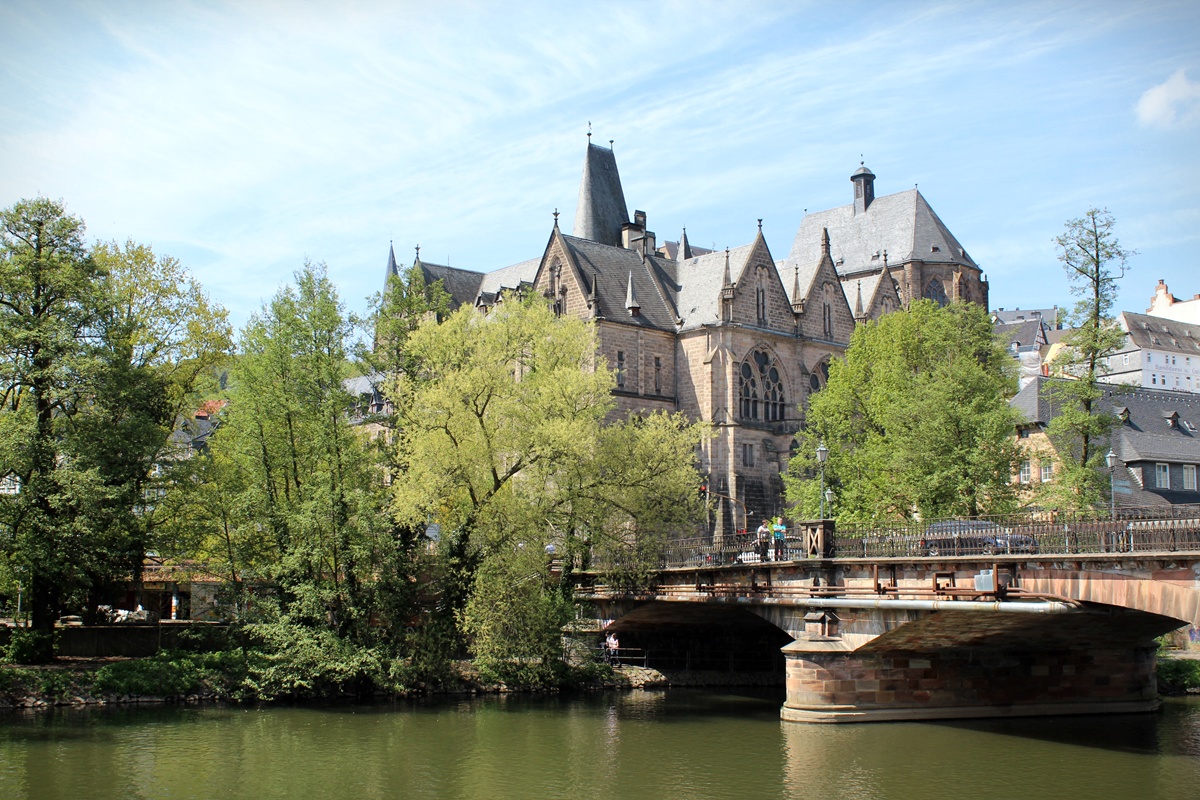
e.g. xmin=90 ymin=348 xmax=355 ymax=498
xmin=1022 ymin=567 xmax=1200 ymax=628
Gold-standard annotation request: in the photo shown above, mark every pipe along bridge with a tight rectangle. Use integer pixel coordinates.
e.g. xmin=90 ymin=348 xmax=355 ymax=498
xmin=577 ymin=509 xmax=1200 ymax=723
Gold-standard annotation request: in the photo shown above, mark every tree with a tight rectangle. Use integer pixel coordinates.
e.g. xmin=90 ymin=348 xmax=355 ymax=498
xmin=0 ymin=199 xmax=107 ymax=658
xmin=0 ymin=201 xmax=233 ymax=658
xmin=1043 ymin=208 xmax=1133 ymax=509
xmin=786 ymin=300 xmax=1021 ymax=522
xmin=388 ymin=298 xmax=707 ymax=657
xmin=198 ymin=262 xmax=391 ymax=641
xmin=82 ymin=239 xmax=232 ymax=613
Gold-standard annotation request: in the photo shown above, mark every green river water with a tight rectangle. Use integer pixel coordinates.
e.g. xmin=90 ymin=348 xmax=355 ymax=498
xmin=2 ymin=690 xmax=1199 ymax=800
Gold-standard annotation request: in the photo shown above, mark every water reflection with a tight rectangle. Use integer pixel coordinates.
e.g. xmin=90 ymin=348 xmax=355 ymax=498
xmin=1 ymin=693 xmax=1198 ymax=800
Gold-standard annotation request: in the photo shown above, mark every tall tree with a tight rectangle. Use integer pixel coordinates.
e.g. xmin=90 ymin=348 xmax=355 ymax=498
xmin=389 ymin=298 xmax=706 ymax=657
xmin=0 ymin=199 xmax=107 ymax=658
xmin=204 ymin=262 xmax=389 ymax=640
xmin=1043 ymin=208 xmax=1133 ymax=509
xmin=786 ymin=300 xmax=1021 ymax=522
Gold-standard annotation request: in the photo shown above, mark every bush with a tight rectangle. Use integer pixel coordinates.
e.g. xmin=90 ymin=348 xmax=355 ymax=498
xmin=3 ymin=629 xmax=56 ymax=664
xmin=1157 ymin=658 xmax=1200 ymax=694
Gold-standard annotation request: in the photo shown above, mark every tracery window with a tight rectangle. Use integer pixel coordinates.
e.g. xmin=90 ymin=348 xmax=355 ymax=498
xmin=740 ymin=349 xmax=785 ymax=422
xmin=924 ymin=278 xmax=948 ymax=307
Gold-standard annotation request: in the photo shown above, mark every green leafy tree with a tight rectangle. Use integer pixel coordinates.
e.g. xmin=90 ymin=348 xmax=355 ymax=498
xmin=1043 ymin=208 xmax=1133 ymax=509
xmin=786 ymin=300 xmax=1021 ymax=522
xmin=0 ymin=199 xmax=108 ymax=659
xmin=389 ymin=298 xmax=707 ymax=658
xmin=201 ymin=263 xmax=390 ymax=642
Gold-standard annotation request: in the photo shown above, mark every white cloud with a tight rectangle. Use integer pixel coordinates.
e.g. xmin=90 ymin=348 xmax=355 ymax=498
xmin=1136 ymin=69 xmax=1200 ymax=129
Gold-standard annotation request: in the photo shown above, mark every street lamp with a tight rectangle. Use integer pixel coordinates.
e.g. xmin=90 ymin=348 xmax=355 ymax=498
xmin=817 ymin=442 xmax=829 ymax=519
xmin=1106 ymin=449 xmax=1118 ymax=521
xmin=824 ymin=488 xmax=835 ymax=515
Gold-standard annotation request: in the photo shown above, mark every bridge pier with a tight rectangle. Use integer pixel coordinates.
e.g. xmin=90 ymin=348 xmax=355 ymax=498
xmin=781 ymin=640 xmax=1160 ymax=723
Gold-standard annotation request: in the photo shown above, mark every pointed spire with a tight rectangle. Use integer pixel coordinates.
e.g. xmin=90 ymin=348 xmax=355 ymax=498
xmin=678 ymin=227 xmax=693 ymax=261
xmin=415 ymin=244 xmax=421 ymax=262
xmin=855 ymin=281 xmax=864 ymax=317
xmin=791 ymin=264 xmax=804 ymax=315
xmin=723 ymin=247 xmax=733 ymax=288
xmin=625 ymin=271 xmax=640 ymax=316
xmin=386 ymin=242 xmax=399 ymax=280
xmin=573 ymin=136 xmax=629 ymax=246
xmin=820 ymin=227 xmax=831 ymax=256
xmin=553 ymin=208 xmax=559 ymax=228
xmin=588 ymin=271 xmax=598 ymax=310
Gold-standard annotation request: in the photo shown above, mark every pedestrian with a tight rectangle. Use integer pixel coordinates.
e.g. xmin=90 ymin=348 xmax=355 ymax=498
xmin=756 ymin=519 xmax=773 ymax=561
xmin=773 ymin=517 xmax=787 ymax=561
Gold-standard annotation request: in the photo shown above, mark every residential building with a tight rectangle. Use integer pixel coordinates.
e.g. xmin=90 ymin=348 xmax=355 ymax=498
xmin=1011 ymin=377 xmax=1200 ymax=507
xmin=1147 ymin=279 xmax=1200 ymax=325
xmin=1101 ymin=311 xmax=1200 ymax=394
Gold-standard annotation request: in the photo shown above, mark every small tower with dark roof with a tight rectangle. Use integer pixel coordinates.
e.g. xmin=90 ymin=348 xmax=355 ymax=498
xmin=851 ymin=161 xmax=875 ymax=215
xmin=573 ymin=138 xmax=630 ymax=247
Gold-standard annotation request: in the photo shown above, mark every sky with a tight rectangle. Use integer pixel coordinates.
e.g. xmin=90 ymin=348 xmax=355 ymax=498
xmin=2 ymin=0 xmax=1198 ymax=331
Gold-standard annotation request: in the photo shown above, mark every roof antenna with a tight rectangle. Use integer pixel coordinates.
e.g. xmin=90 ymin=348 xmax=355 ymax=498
xmin=609 ymin=139 xmax=614 ymax=151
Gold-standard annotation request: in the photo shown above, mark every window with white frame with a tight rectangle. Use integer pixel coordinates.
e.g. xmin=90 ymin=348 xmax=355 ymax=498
xmin=1156 ymin=463 xmax=1170 ymax=489
xmin=1019 ymin=459 xmax=1032 ymax=484
xmin=1185 ymin=464 xmax=1197 ymax=492
xmin=1040 ymin=462 xmax=1053 ymax=483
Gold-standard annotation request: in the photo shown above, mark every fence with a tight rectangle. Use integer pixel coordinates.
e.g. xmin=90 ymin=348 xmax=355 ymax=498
xmin=650 ymin=504 xmax=1200 ymax=568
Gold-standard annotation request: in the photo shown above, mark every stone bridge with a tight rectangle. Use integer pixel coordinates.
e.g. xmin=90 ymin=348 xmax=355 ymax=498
xmin=578 ymin=516 xmax=1200 ymax=724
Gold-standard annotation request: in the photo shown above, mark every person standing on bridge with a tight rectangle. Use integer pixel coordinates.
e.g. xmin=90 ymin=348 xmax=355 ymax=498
xmin=756 ymin=519 xmax=773 ymax=562
xmin=773 ymin=518 xmax=787 ymax=561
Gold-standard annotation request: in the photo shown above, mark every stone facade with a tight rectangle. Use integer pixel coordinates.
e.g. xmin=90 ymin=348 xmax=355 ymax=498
xmin=392 ymin=141 xmax=987 ymax=538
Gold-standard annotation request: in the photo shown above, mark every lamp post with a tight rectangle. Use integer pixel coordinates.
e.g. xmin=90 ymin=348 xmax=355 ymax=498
xmin=824 ymin=488 xmax=835 ymax=516
xmin=817 ymin=442 xmax=829 ymax=519
xmin=1106 ymin=449 xmax=1118 ymax=521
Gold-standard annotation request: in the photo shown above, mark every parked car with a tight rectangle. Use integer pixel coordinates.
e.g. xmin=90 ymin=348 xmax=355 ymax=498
xmin=920 ymin=520 xmax=1037 ymax=557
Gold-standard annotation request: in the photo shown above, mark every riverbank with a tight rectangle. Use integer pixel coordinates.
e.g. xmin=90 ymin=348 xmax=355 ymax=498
xmin=4 ymin=651 xmax=1198 ymax=712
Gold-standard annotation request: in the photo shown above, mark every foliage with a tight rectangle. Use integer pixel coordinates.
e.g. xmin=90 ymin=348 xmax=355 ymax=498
xmin=3 ymin=629 xmax=57 ymax=665
xmin=786 ymin=300 xmax=1021 ymax=521
xmin=0 ymin=200 xmax=231 ymax=657
xmin=1156 ymin=658 xmax=1200 ymax=694
xmin=389 ymin=298 xmax=707 ymax=657
xmin=1042 ymin=208 xmax=1133 ymax=510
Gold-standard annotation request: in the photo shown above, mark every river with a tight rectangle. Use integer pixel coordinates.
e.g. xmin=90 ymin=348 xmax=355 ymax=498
xmin=2 ymin=690 xmax=1199 ymax=800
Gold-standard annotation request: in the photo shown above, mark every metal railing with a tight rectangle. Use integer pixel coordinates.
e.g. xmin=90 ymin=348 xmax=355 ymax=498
xmin=650 ymin=504 xmax=1200 ymax=568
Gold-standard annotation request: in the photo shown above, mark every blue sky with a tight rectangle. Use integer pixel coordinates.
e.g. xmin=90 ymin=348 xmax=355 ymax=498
xmin=2 ymin=1 xmax=1198 ymax=330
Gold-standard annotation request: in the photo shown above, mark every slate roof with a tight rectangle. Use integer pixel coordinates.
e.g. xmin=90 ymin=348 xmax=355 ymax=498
xmin=562 ymin=235 xmax=678 ymax=330
xmin=841 ymin=271 xmax=885 ymax=316
xmin=477 ymin=257 xmax=540 ymax=300
xmin=415 ymin=260 xmax=485 ymax=310
xmin=996 ymin=319 xmax=1047 ymax=350
xmin=572 ymin=143 xmax=629 ymax=247
xmin=787 ymin=187 xmax=977 ymax=278
xmin=779 ymin=229 xmax=830 ymax=307
xmin=668 ymin=244 xmax=754 ymax=332
xmin=1120 ymin=311 xmax=1200 ymax=356
xmin=1012 ymin=377 xmax=1200 ymax=505
xmin=993 ymin=307 xmax=1058 ymax=325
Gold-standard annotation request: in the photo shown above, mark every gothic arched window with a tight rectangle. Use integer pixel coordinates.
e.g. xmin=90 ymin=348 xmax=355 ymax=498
xmin=808 ymin=359 xmax=830 ymax=395
xmin=740 ymin=349 xmax=786 ymax=422
xmin=924 ymin=278 xmax=948 ymax=307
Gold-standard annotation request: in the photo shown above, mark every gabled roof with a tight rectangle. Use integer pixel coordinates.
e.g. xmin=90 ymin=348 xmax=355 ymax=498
xmin=561 ymin=235 xmax=677 ymax=330
xmin=788 ymin=188 xmax=977 ymax=277
xmin=415 ymin=260 xmax=485 ymax=310
xmin=478 ymin=257 xmax=540 ymax=300
xmin=996 ymin=318 xmax=1048 ymax=349
xmin=842 ymin=272 xmax=884 ymax=317
xmin=668 ymin=244 xmax=754 ymax=331
xmin=1120 ymin=311 xmax=1200 ymax=355
xmin=572 ymin=142 xmax=629 ymax=247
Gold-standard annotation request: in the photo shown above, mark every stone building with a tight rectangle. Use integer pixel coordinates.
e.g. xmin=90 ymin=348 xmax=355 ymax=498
xmin=387 ymin=140 xmax=985 ymax=536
